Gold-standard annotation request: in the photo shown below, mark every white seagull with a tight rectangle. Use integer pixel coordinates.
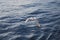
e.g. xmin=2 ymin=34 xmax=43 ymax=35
xmin=25 ymin=17 xmax=40 ymax=27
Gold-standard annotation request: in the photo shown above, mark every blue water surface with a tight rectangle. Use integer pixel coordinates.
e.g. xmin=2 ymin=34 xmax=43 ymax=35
xmin=0 ymin=0 xmax=60 ymax=40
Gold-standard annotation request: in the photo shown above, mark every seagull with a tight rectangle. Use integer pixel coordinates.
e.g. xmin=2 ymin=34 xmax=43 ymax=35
xmin=25 ymin=17 xmax=40 ymax=27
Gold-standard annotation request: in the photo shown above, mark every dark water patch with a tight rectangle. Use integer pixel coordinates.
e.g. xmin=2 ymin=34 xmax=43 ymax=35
xmin=26 ymin=15 xmax=36 ymax=18
xmin=0 ymin=37 xmax=4 ymax=40
xmin=0 ymin=34 xmax=14 ymax=40
xmin=47 ymin=30 xmax=60 ymax=40
xmin=0 ymin=23 xmax=11 ymax=28
xmin=14 ymin=37 xmax=28 ymax=40
xmin=51 ymin=14 xmax=60 ymax=17
xmin=40 ymin=28 xmax=53 ymax=33
xmin=19 ymin=3 xmax=41 ymax=8
xmin=46 ymin=1 xmax=60 ymax=9
xmin=0 ymin=30 xmax=9 ymax=34
xmin=4 ymin=18 xmax=25 ymax=23
xmin=40 ymin=15 xmax=60 ymax=24
xmin=50 ymin=1 xmax=60 ymax=7
xmin=0 ymin=2 xmax=3 ymax=4
xmin=29 ymin=35 xmax=39 ymax=40
xmin=26 ymin=27 xmax=40 ymax=30
xmin=6 ymin=19 xmax=21 ymax=23
xmin=50 ymin=1 xmax=56 ymax=4
xmin=38 ymin=32 xmax=50 ymax=40
xmin=1 ymin=10 xmax=10 ymax=12
xmin=15 ymin=27 xmax=32 ymax=35
xmin=29 ymin=10 xmax=50 ymax=15
xmin=0 ymin=16 xmax=13 ymax=20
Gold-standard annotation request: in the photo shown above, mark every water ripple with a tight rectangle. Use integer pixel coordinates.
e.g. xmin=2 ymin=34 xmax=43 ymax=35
xmin=0 ymin=0 xmax=60 ymax=40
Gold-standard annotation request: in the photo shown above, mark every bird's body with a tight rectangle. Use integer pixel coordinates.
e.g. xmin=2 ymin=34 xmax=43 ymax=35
xmin=25 ymin=17 xmax=40 ymax=27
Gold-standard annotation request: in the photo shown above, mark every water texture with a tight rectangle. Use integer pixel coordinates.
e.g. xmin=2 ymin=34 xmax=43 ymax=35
xmin=0 ymin=0 xmax=60 ymax=40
